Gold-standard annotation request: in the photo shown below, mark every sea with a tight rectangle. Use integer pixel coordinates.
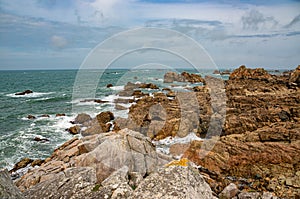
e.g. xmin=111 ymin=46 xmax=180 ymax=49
xmin=0 ymin=68 xmax=228 ymax=170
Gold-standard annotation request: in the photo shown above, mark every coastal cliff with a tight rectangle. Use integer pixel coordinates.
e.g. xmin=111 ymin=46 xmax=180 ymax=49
xmin=2 ymin=66 xmax=299 ymax=198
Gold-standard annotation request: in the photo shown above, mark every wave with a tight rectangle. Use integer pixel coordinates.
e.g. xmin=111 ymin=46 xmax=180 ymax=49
xmin=153 ymin=133 xmax=202 ymax=155
xmin=6 ymin=92 xmax=54 ymax=98
xmin=109 ymin=85 xmax=124 ymax=91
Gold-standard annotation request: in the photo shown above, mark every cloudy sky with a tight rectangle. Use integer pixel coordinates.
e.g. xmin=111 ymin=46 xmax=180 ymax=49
xmin=0 ymin=0 xmax=299 ymax=70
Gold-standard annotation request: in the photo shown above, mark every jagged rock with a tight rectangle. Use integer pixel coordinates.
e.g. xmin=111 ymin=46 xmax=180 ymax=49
xmin=289 ymin=65 xmax=300 ymax=85
xmin=16 ymin=129 xmax=171 ymax=192
xmin=128 ymin=164 xmax=217 ymax=199
xmin=74 ymin=113 xmax=92 ymax=124
xmin=10 ymin=158 xmax=33 ymax=172
xmin=181 ymin=71 xmax=205 ymax=83
xmin=67 ymin=125 xmax=81 ymax=135
xmin=219 ymin=183 xmax=239 ymax=199
xmin=27 ymin=115 xmax=36 ymax=119
xmin=139 ymin=83 xmax=159 ymax=89
xmin=23 ymin=167 xmax=97 ymax=199
xmin=229 ymin=65 xmax=272 ymax=80
xmin=0 ymin=169 xmax=25 ymax=199
xmin=15 ymin=90 xmax=33 ymax=95
xmin=31 ymin=159 xmax=44 ymax=167
xmin=96 ymin=111 xmax=114 ymax=124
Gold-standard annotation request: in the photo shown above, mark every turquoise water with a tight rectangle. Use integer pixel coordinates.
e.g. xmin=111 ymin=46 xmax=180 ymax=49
xmin=0 ymin=68 xmax=225 ymax=169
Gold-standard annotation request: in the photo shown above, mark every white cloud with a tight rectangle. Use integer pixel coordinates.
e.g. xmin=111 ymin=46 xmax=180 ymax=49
xmin=51 ymin=35 xmax=68 ymax=48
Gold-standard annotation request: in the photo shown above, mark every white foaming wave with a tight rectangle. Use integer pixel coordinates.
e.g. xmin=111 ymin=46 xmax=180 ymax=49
xmin=32 ymin=97 xmax=55 ymax=101
xmin=110 ymin=85 xmax=124 ymax=91
xmin=153 ymin=133 xmax=202 ymax=155
xmin=6 ymin=92 xmax=54 ymax=98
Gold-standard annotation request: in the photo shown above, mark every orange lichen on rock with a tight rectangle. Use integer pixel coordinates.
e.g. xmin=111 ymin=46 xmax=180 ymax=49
xmin=165 ymin=158 xmax=189 ymax=167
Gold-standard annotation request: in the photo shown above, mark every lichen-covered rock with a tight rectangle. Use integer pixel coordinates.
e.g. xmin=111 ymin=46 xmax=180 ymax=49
xmin=0 ymin=169 xmax=24 ymax=199
xmin=128 ymin=164 xmax=217 ymax=199
xmin=23 ymin=167 xmax=97 ymax=199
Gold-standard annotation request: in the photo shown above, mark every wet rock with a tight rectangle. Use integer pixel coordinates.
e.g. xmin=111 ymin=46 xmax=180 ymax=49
xmin=74 ymin=113 xmax=92 ymax=124
xmin=10 ymin=158 xmax=33 ymax=173
xmin=115 ymin=104 xmax=127 ymax=110
xmin=0 ymin=169 xmax=25 ymax=199
xmin=128 ymin=164 xmax=217 ymax=199
xmin=27 ymin=115 xmax=36 ymax=119
xmin=67 ymin=125 xmax=81 ymax=135
xmin=219 ymin=183 xmax=239 ymax=199
xmin=55 ymin=113 xmax=65 ymax=117
xmin=15 ymin=90 xmax=33 ymax=95
xmin=33 ymin=137 xmax=49 ymax=142
xmin=107 ymin=83 xmax=113 ymax=88
xmin=96 ymin=111 xmax=114 ymax=124
xmin=139 ymin=83 xmax=159 ymax=89
xmin=31 ymin=159 xmax=44 ymax=167
xmin=39 ymin=114 xmax=50 ymax=118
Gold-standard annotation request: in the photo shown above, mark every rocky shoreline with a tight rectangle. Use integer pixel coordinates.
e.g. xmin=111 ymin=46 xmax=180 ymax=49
xmin=1 ymin=65 xmax=299 ymax=199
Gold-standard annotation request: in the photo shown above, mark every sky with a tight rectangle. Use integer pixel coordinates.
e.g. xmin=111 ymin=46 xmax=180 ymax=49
xmin=0 ymin=0 xmax=299 ymax=70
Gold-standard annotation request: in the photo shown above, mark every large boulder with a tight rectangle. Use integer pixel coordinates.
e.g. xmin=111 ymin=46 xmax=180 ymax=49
xmin=74 ymin=113 xmax=92 ymax=124
xmin=0 ymin=169 xmax=24 ymax=199
xmin=15 ymin=129 xmax=171 ymax=192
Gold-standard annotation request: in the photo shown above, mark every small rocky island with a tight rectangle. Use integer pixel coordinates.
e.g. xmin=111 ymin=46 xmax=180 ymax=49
xmin=1 ymin=65 xmax=299 ymax=199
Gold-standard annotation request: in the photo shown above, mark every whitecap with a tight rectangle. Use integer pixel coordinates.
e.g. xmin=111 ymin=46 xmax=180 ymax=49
xmin=110 ymin=85 xmax=124 ymax=91
xmin=6 ymin=92 xmax=54 ymax=98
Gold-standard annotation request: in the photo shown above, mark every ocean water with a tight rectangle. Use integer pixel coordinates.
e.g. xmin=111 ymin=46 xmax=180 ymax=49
xmin=0 ymin=68 xmax=225 ymax=169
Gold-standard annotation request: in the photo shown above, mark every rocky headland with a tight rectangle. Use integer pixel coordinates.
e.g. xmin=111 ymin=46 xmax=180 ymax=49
xmin=1 ymin=66 xmax=299 ymax=199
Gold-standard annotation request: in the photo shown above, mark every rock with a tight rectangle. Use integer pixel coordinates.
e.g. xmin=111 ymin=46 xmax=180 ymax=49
xmin=128 ymin=164 xmax=217 ymax=199
xmin=213 ymin=70 xmax=220 ymax=74
xmin=0 ymin=169 xmax=25 ymax=199
xmin=94 ymin=99 xmax=109 ymax=104
xmin=67 ymin=125 xmax=81 ymax=135
xmin=74 ymin=113 xmax=92 ymax=124
xmin=219 ymin=183 xmax=239 ymax=199
xmin=10 ymin=158 xmax=33 ymax=172
xmin=23 ymin=167 xmax=97 ymax=199
xmin=289 ymin=65 xmax=300 ymax=85
xmin=238 ymin=192 xmax=260 ymax=199
xmin=39 ymin=114 xmax=50 ymax=118
xmin=15 ymin=90 xmax=33 ymax=95
xmin=27 ymin=115 xmax=36 ymax=119
xmin=229 ymin=65 xmax=272 ymax=80
xmin=101 ymin=166 xmax=129 ymax=187
xmin=115 ymin=104 xmax=127 ymax=110
xmin=16 ymin=129 xmax=171 ymax=192
xmin=33 ymin=137 xmax=49 ymax=142
xmin=262 ymin=192 xmax=278 ymax=199
xmin=96 ymin=111 xmax=114 ymax=124
xmin=55 ymin=113 xmax=65 ymax=117
xmin=107 ymin=83 xmax=113 ymax=88
xmin=31 ymin=159 xmax=44 ymax=167
xmin=139 ymin=83 xmax=159 ymax=89
xmin=181 ymin=71 xmax=205 ymax=83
